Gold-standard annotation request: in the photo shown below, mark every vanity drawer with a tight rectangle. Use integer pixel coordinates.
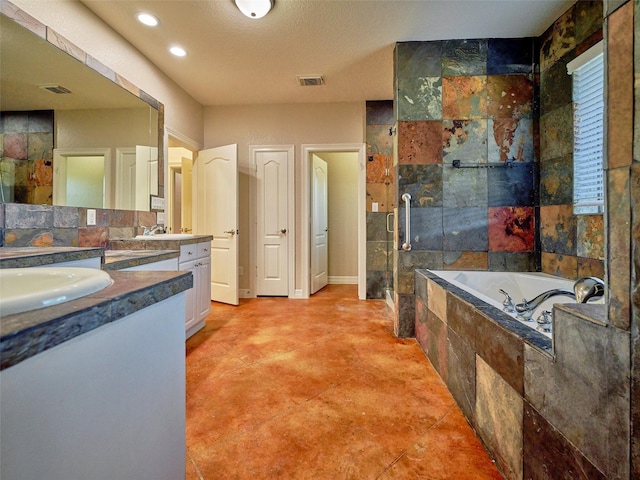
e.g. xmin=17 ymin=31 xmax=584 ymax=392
xmin=179 ymin=244 xmax=199 ymax=262
xmin=197 ymin=242 xmax=211 ymax=258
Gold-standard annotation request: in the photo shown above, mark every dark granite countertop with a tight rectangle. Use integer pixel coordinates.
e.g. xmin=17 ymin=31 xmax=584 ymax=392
xmin=110 ymin=235 xmax=213 ymax=251
xmin=0 ymin=270 xmax=192 ymax=370
xmin=0 ymin=247 xmax=104 ymax=268
xmin=103 ymin=249 xmax=180 ymax=271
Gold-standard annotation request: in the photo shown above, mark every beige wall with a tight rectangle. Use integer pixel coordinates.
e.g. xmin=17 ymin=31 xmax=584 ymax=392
xmin=204 ymin=103 xmax=365 ymax=292
xmin=12 ymin=0 xmax=204 ymax=145
xmin=315 ymin=152 xmax=359 ymax=281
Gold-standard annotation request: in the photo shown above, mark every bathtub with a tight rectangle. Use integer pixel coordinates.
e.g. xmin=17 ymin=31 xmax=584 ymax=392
xmin=427 ymin=270 xmax=602 ymax=338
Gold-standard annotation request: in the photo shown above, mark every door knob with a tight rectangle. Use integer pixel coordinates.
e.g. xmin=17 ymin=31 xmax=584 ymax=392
xmin=223 ymin=230 xmax=235 ymax=236
xmin=280 ymin=228 xmax=287 ymax=234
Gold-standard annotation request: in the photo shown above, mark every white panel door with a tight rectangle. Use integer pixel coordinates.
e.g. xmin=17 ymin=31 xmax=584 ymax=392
xmin=256 ymin=150 xmax=288 ymax=296
xmin=311 ymin=156 xmax=328 ymax=294
xmin=115 ymin=148 xmax=136 ymax=210
xmin=196 ymin=145 xmax=238 ymax=306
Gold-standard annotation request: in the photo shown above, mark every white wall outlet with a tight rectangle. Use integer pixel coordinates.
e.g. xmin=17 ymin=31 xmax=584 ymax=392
xmin=87 ymin=209 xmax=96 ymax=226
xmin=372 ymin=202 xmax=379 ymax=212
xmin=156 ymin=212 xmax=166 ymax=225
xmin=239 ymin=266 xmax=244 ymax=276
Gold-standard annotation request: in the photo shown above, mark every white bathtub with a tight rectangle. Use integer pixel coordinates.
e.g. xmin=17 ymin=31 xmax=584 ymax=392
xmin=428 ymin=270 xmax=603 ymax=338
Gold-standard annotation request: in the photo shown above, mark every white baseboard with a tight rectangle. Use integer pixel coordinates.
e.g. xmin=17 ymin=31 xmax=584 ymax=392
xmin=293 ymin=289 xmax=304 ymax=299
xmin=328 ymin=276 xmax=358 ymax=285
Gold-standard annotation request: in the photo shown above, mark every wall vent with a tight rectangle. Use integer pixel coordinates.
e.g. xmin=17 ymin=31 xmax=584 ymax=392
xmin=38 ymin=84 xmax=72 ymax=94
xmin=297 ymin=75 xmax=324 ymax=86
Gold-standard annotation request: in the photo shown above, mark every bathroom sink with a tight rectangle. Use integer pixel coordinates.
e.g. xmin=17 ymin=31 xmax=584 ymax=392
xmin=134 ymin=234 xmax=195 ymax=240
xmin=0 ymin=267 xmax=114 ymax=316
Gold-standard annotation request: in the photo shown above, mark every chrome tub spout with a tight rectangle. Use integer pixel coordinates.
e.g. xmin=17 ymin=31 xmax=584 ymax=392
xmin=515 ymin=289 xmax=575 ymax=316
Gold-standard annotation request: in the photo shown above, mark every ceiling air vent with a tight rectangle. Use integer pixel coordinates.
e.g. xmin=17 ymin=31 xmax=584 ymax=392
xmin=38 ymin=84 xmax=72 ymax=94
xmin=297 ymin=75 xmax=324 ymax=86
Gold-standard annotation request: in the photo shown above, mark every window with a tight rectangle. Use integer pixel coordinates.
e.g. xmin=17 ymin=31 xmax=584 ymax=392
xmin=567 ymin=42 xmax=604 ymax=214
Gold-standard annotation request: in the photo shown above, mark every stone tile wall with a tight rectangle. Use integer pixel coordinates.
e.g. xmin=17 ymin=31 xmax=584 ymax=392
xmin=393 ymin=37 xmax=538 ymax=336
xmin=0 ymin=110 xmax=54 ymax=205
xmin=365 ymin=101 xmax=394 ymax=299
xmin=392 ymin=1 xmax=606 ymax=337
xmin=416 ymin=269 xmax=630 ymax=479
xmin=0 ymin=202 xmax=157 ymax=247
xmin=538 ymin=0 xmax=605 ymax=279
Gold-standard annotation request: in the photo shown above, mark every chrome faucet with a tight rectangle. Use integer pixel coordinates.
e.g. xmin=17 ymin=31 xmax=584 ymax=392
xmin=573 ymin=277 xmax=605 ymax=303
xmin=141 ymin=225 xmax=166 ymax=236
xmin=515 ymin=288 xmax=575 ymax=321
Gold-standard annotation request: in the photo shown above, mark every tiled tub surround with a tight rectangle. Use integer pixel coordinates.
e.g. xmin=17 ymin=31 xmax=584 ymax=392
xmin=391 ymin=1 xmax=606 ymax=338
xmin=0 ymin=268 xmax=192 ymax=370
xmin=415 ymin=269 xmax=629 ymax=480
xmin=428 ymin=270 xmax=606 ymax=339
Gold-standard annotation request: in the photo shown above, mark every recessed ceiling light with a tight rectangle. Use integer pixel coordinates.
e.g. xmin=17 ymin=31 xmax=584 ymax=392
xmin=136 ymin=12 xmax=159 ymax=27
xmin=169 ymin=46 xmax=187 ymax=57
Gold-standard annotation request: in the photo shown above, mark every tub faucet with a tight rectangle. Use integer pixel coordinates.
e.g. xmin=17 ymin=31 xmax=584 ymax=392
xmin=499 ymin=289 xmax=516 ymax=313
xmin=573 ymin=277 xmax=605 ymax=303
xmin=515 ymin=288 xmax=575 ymax=320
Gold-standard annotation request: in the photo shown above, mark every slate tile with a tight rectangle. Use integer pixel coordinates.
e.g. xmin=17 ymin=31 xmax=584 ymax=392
xmin=539 ymin=5 xmax=576 ymax=72
xmin=366 ymin=125 xmax=393 ymax=156
xmin=608 ymin=166 xmax=631 ymax=330
xmin=395 ymin=41 xmax=442 ymax=78
xmin=442 ymin=76 xmax=487 ymax=119
xmin=443 ymin=251 xmax=488 ymax=270
xmin=488 ymin=206 xmax=535 ymax=252
xmin=488 ymin=118 xmax=534 ymax=163
xmin=398 ymin=206 xmax=443 ymax=251
xmin=523 ymin=402 xmax=606 ymax=480
xmin=576 ymin=214 xmax=605 ymax=260
xmin=395 ymin=293 xmax=415 ymax=338
xmin=443 ymin=207 xmax=488 ymax=252
xmin=443 ymin=166 xmax=488 ymax=208
xmin=489 ymin=251 xmax=537 ymax=272
xmin=442 ymin=39 xmax=487 ymax=76
xmin=476 ymin=356 xmax=523 ymax=480
xmin=539 ymin=57 xmax=573 ymax=115
xmin=540 ymin=204 xmax=576 ymax=255
xmin=540 ymin=252 xmax=578 ymax=278
xmin=487 ymin=75 xmax=534 ymax=119
xmin=398 ymin=121 xmax=443 ymax=164
xmin=487 ymin=161 xmax=535 ymax=207
xmin=446 ymin=327 xmax=476 ymax=421
xmin=540 ymin=155 xmax=572 ymax=206
xmin=397 ymin=77 xmax=442 ymax=121
xmin=442 ymin=119 xmax=488 ymax=165
xmin=487 ymin=38 xmax=534 ymax=74
xmin=366 ymin=100 xmax=394 ymax=125
xmin=397 ymin=164 xmax=443 ymax=207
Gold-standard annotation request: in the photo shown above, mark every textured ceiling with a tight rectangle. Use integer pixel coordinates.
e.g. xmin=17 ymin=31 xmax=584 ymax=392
xmin=80 ymin=0 xmax=576 ymax=106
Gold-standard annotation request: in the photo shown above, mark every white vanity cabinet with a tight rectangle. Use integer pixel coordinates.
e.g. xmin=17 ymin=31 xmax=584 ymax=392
xmin=180 ymin=241 xmax=211 ymax=338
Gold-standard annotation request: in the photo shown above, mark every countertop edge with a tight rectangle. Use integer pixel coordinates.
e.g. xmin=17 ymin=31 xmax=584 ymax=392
xmin=0 ymin=270 xmax=192 ymax=370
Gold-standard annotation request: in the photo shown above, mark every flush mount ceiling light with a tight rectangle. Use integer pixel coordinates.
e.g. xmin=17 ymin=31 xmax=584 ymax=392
xmin=169 ymin=46 xmax=187 ymax=57
xmin=234 ymin=0 xmax=273 ymax=19
xmin=136 ymin=12 xmax=159 ymax=27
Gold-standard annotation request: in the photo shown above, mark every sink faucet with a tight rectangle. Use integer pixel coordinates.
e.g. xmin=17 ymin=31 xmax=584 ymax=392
xmin=141 ymin=225 xmax=165 ymax=236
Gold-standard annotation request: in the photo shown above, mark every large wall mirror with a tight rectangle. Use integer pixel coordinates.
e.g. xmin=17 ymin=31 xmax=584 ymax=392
xmin=0 ymin=10 xmax=162 ymax=211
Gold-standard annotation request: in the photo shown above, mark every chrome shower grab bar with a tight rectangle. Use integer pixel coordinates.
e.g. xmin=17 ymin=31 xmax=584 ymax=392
xmin=401 ymin=193 xmax=411 ymax=251
xmin=386 ymin=213 xmax=394 ymax=233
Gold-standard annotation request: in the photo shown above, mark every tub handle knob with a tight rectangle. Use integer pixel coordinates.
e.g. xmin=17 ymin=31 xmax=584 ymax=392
xmin=498 ymin=289 xmax=516 ymax=313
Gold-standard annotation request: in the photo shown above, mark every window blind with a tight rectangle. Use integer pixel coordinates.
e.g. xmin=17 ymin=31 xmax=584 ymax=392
xmin=572 ymin=50 xmax=604 ymax=215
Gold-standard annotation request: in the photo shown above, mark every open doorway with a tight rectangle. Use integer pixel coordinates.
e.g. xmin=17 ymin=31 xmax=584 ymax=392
xmin=301 ymin=144 xmax=366 ymax=300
